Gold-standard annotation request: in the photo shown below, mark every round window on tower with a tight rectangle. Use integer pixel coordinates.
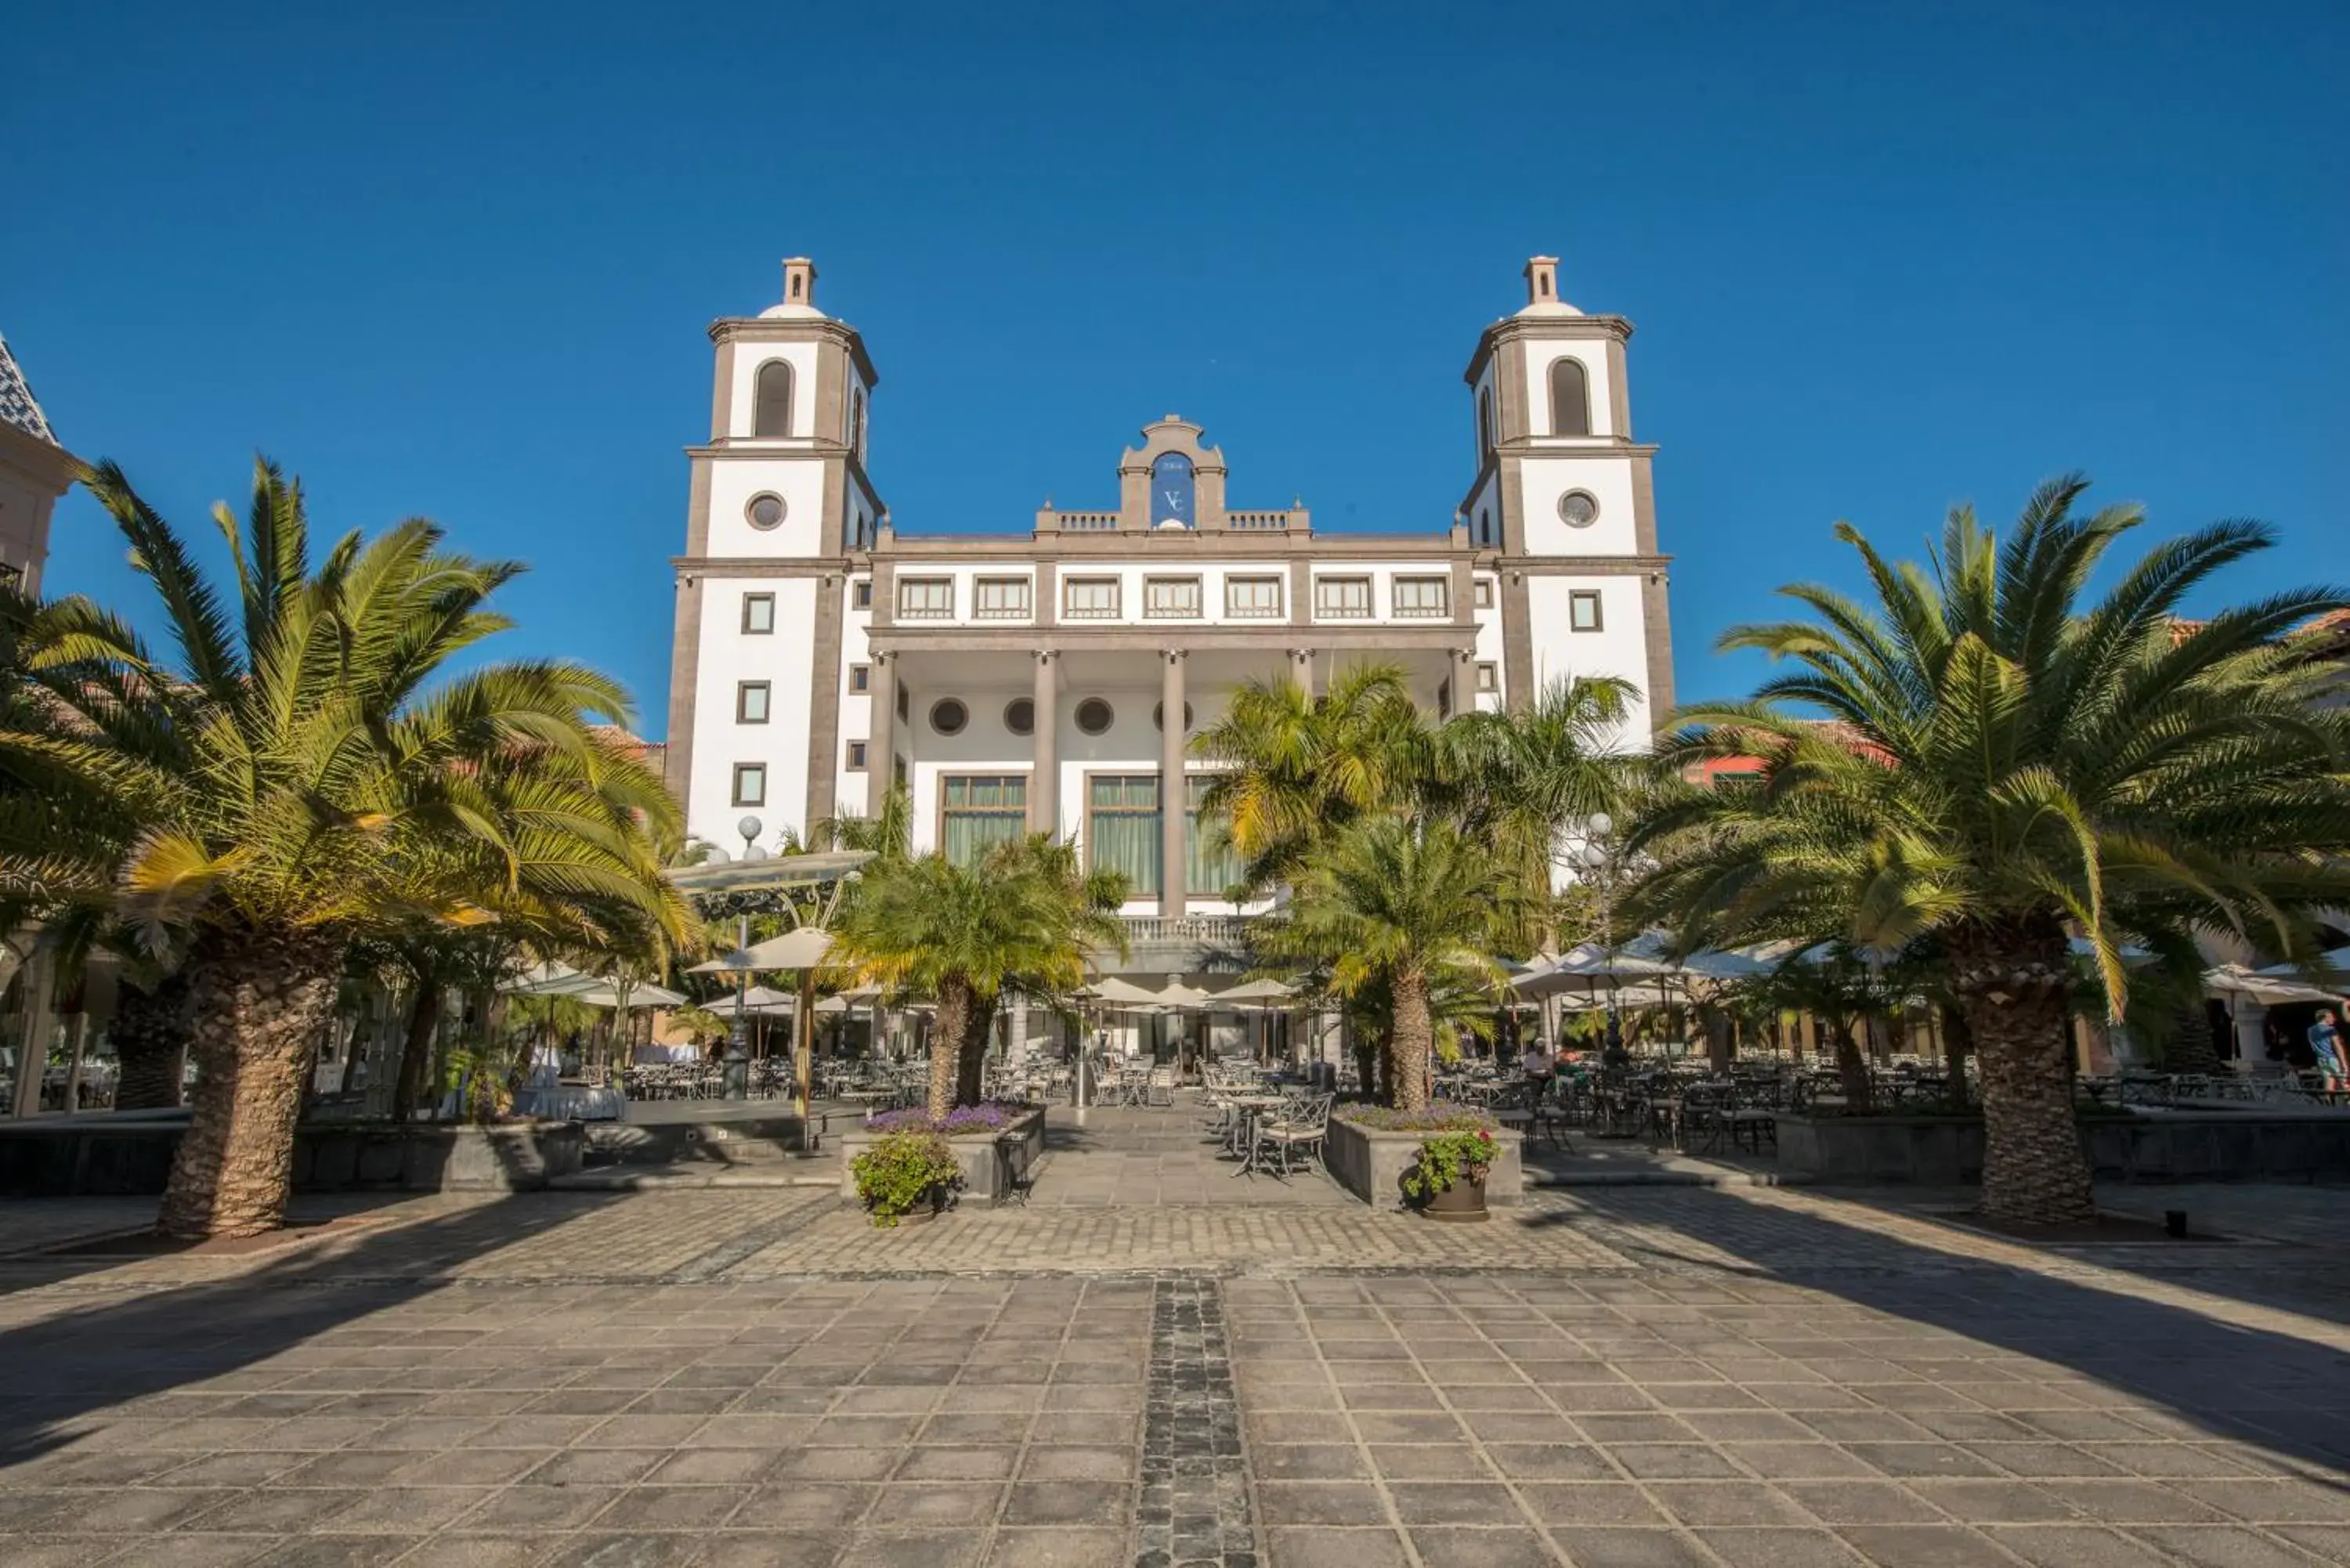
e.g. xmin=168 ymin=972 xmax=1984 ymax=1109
xmin=1003 ymin=698 xmax=1035 ymax=737
xmin=746 ymin=493 xmax=787 ymax=531
xmin=1557 ymin=490 xmax=1600 ymax=529
xmin=929 ymin=698 xmax=969 ymax=736
xmin=1152 ymin=701 xmax=1195 ymax=734
xmin=1074 ymin=698 xmax=1115 ymax=736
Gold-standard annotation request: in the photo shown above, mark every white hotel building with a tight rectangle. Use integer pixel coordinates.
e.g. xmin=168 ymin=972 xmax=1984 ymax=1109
xmin=663 ymin=256 xmax=1676 ymax=962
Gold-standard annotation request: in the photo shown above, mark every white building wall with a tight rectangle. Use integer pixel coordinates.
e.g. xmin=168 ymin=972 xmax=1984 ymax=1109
xmin=689 ymin=576 xmax=819 ymax=844
xmin=1515 ymin=457 xmax=1642 ymax=558
xmin=706 ymin=459 xmax=829 ymax=558
xmin=1524 ymin=575 xmax=1654 ymax=739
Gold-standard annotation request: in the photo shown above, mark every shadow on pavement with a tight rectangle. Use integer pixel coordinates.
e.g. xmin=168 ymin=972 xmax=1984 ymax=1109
xmin=1531 ymin=1183 xmax=2350 ymax=1483
xmin=0 ymin=1188 xmax=636 ymax=1472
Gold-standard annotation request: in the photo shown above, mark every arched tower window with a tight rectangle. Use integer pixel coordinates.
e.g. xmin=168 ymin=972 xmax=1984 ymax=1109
xmin=1549 ymin=357 xmax=1591 ymax=437
xmin=849 ymin=386 xmax=866 ymax=457
xmin=752 ymin=360 xmax=794 ymax=438
xmin=1477 ymin=388 xmax=1495 ymax=457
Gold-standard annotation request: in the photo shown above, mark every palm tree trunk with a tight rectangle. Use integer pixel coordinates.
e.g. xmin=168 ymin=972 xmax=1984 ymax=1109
xmin=157 ymin=926 xmax=346 ymax=1241
xmin=956 ymin=992 xmax=997 ymax=1108
xmin=1351 ymin=1031 xmax=1377 ymax=1103
xmin=111 ymin=973 xmax=192 ymax=1111
xmin=390 ymin=974 xmax=443 ymax=1123
xmin=1949 ymin=919 xmax=2093 ymax=1226
xmin=928 ymin=977 xmax=971 ymax=1123
xmin=2164 ymin=1002 xmax=2223 ymax=1078
xmin=1392 ymin=968 xmax=1435 ymax=1113
xmin=1939 ymin=1003 xmax=1974 ymax=1110
xmin=1828 ymin=1018 xmax=1874 ymax=1114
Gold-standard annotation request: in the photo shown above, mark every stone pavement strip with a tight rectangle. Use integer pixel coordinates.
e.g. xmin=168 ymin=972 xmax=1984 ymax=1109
xmin=4 ymin=1177 xmax=2350 ymax=1566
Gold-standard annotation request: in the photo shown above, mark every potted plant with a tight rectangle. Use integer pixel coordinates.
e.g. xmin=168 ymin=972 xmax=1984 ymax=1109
xmin=1401 ymin=1126 xmax=1497 ymax=1223
xmin=850 ymin=1131 xmax=964 ymax=1227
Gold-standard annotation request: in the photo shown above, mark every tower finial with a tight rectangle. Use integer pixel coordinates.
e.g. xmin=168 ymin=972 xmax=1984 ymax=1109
xmin=1524 ymin=256 xmax=1560 ymax=307
xmin=782 ymin=257 xmax=818 ymax=309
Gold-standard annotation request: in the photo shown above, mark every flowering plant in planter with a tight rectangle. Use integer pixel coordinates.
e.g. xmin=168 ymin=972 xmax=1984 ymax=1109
xmin=1401 ymin=1125 xmax=1497 ymax=1201
xmin=862 ymin=1100 xmax=1027 ymax=1136
xmin=850 ymin=1131 xmax=964 ymax=1227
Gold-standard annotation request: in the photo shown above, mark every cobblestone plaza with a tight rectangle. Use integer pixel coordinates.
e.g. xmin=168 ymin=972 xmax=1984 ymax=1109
xmin=4 ymin=1110 xmax=2350 ymax=1567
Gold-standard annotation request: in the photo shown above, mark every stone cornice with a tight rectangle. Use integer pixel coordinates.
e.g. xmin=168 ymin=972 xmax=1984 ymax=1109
xmin=707 ymin=315 xmax=880 ymax=388
xmin=1462 ymin=312 xmax=1634 ymax=386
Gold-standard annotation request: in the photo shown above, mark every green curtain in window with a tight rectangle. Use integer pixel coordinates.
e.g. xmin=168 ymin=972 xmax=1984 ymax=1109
xmin=943 ymin=776 xmax=1027 ymax=868
xmin=1186 ymin=775 xmax=1242 ymax=898
xmin=1090 ymin=776 xmax=1160 ymax=897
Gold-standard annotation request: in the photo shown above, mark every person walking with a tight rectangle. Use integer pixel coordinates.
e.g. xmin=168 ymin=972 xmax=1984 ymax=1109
xmin=2309 ymin=1009 xmax=2346 ymax=1094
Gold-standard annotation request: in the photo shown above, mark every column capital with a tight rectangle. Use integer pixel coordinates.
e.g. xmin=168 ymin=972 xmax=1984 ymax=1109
xmin=1033 ymin=649 xmax=1057 ymax=664
xmin=1163 ymin=647 xmax=1188 ymax=664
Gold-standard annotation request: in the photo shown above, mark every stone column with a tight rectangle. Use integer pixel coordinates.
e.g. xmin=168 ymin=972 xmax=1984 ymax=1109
xmin=1452 ymin=646 xmax=1477 ymax=716
xmin=2232 ymin=1001 xmax=2265 ymax=1066
xmin=10 ymin=945 xmax=56 ymax=1118
xmin=1030 ymin=652 xmax=1058 ymax=836
xmin=866 ymin=652 xmax=895 ymax=816
xmin=1161 ymin=649 xmax=1187 ymax=917
xmin=1289 ymin=648 xmax=1314 ymax=698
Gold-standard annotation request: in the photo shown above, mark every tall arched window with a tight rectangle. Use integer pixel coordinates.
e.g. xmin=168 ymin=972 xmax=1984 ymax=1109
xmin=1477 ymin=388 xmax=1495 ymax=456
xmin=849 ymin=386 xmax=866 ymax=457
xmin=1549 ymin=357 xmax=1591 ymax=437
xmin=752 ymin=360 xmax=794 ymax=438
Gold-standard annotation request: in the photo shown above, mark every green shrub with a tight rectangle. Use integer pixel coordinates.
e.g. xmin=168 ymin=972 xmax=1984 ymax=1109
xmin=1401 ymin=1126 xmax=1498 ymax=1201
xmin=850 ymin=1132 xmax=964 ymax=1227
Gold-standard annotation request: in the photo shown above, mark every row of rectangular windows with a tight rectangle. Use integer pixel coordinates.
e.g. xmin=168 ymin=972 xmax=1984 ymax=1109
xmin=721 ymin=770 xmax=1240 ymax=898
xmin=740 ymin=582 xmax=1596 ymax=638
xmin=893 ymin=573 xmax=1488 ymax=622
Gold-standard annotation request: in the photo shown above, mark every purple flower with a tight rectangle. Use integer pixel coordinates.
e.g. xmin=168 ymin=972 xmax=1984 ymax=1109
xmin=862 ymin=1100 xmax=1029 ymax=1135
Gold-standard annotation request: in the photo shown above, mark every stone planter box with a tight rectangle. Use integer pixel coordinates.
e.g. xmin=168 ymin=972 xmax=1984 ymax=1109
xmin=1777 ymin=1110 xmax=2350 ymax=1185
xmin=1325 ymin=1114 xmax=1525 ymax=1209
xmin=0 ymin=1115 xmax=584 ymax=1196
xmin=836 ymin=1105 xmax=1047 ymax=1208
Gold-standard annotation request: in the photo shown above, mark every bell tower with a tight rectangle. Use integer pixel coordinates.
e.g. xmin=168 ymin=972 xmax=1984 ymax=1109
xmin=1459 ymin=256 xmax=1673 ymax=732
xmin=666 ymin=257 xmax=887 ymax=826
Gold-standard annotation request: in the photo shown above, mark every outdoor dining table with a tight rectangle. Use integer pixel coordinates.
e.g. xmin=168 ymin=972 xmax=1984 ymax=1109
xmin=1223 ymin=1092 xmax=1287 ymax=1176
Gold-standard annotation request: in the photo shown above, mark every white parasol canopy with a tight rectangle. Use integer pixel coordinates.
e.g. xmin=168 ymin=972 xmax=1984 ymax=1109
xmin=698 ymin=985 xmax=797 ymax=1017
xmin=2207 ymin=963 xmax=2345 ymax=1006
xmin=689 ymin=927 xmax=835 ymax=974
xmin=1080 ymin=977 xmax=1167 ymax=1006
xmin=1212 ymin=977 xmax=1299 ymax=1005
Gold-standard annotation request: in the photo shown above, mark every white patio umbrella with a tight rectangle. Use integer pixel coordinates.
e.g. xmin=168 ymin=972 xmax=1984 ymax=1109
xmin=686 ymin=926 xmax=834 ymax=974
xmin=1212 ymin=977 xmax=1298 ymax=1004
xmin=1081 ymin=977 xmax=1167 ymax=1006
xmin=2205 ymin=963 xmax=2345 ymax=1006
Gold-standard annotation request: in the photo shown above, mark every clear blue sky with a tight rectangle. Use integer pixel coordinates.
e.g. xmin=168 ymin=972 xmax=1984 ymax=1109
xmin=7 ymin=1 xmax=2343 ymax=733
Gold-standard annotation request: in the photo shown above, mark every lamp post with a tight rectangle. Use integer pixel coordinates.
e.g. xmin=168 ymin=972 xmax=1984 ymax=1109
xmin=723 ymin=815 xmax=765 ymax=1100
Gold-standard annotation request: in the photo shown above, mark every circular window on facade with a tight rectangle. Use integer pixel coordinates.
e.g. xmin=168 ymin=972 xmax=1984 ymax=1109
xmin=929 ymin=698 xmax=969 ymax=736
xmin=1074 ymin=697 xmax=1115 ymax=735
xmin=1152 ymin=701 xmax=1195 ymax=734
xmin=746 ymin=492 xmax=787 ymax=531
xmin=1003 ymin=698 xmax=1035 ymax=737
xmin=1558 ymin=490 xmax=1600 ymax=529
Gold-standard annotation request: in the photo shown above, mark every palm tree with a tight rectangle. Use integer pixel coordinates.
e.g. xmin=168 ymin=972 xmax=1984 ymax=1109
xmin=0 ymin=458 xmax=688 ymax=1238
xmin=1191 ymin=663 xmax=1435 ymax=894
xmin=1441 ymin=674 xmax=1636 ymax=931
xmin=1629 ymin=477 xmax=2350 ymax=1223
xmin=1260 ymin=818 xmax=1513 ymax=1111
xmin=830 ymin=834 xmax=1127 ymax=1119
